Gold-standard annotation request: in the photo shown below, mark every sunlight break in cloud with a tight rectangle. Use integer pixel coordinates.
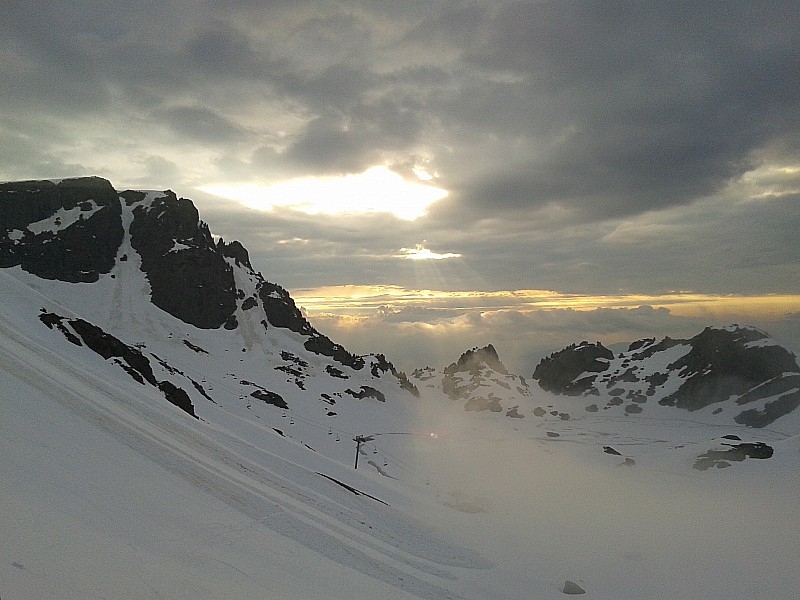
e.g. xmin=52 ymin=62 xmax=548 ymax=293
xmin=291 ymin=285 xmax=800 ymax=321
xmin=398 ymin=244 xmax=462 ymax=261
xmin=201 ymin=166 xmax=448 ymax=220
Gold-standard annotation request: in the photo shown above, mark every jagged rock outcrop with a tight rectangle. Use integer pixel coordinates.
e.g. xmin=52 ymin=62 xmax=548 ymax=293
xmin=2 ymin=177 xmax=387 ymax=372
xmin=657 ymin=326 xmax=798 ymax=411
xmin=38 ymin=309 xmax=197 ymax=418
xmin=0 ymin=177 xmax=123 ymax=282
xmin=129 ymin=190 xmax=238 ymax=329
xmin=412 ymin=345 xmax=531 ymax=415
xmin=257 ymin=280 xmax=314 ymax=335
xmin=371 ymin=354 xmax=420 ymax=397
xmin=444 ymin=344 xmax=508 ymax=376
xmin=533 ymin=341 xmax=614 ymax=395
xmin=532 ymin=325 xmax=800 ymax=427
xmin=304 ymin=334 xmax=365 ymax=370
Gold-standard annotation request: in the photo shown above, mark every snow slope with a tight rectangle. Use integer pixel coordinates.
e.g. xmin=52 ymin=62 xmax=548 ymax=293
xmin=4 ymin=269 xmax=800 ymax=599
xmin=0 ymin=272 xmax=487 ymax=600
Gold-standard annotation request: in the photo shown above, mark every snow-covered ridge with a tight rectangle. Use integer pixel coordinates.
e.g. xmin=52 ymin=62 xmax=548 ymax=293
xmin=411 ymin=345 xmax=530 ymax=417
xmin=531 ymin=326 xmax=800 ymax=428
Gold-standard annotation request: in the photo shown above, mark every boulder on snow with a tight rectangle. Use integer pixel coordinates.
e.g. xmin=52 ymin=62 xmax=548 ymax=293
xmin=563 ymin=580 xmax=586 ymax=594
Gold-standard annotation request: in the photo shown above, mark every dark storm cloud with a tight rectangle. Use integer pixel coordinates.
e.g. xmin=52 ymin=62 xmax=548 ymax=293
xmin=185 ymin=23 xmax=263 ymax=77
xmin=430 ymin=0 xmax=800 ymax=220
xmin=276 ymin=92 xmax=429 ymax=175
xmin=155 ymin=105 xmax=251 ymax=145
xmin=0 ymin=2 xmax=111 ymax=115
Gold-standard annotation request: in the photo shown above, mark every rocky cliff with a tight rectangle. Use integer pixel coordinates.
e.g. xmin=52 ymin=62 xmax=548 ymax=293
xmin=532 ymin=325 xmax=800 ymax=427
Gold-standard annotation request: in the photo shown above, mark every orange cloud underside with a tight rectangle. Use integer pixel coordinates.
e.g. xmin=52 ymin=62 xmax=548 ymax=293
xmin=292 ymin=285 xmax=800 ymax=320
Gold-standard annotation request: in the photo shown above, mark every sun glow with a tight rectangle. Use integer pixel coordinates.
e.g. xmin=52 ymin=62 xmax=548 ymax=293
xmin=290 ymin=285 xmax=800 ymax=321
xmin=201 ymin=166 xmax=448 ymax=220
xmin=398 ymin=244 xmax=462 ymax=260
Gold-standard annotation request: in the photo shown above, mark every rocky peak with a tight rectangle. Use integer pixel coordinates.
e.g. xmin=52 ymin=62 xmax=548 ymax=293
xmin=532 ymin=325 xmax=800 ymax=427
xmin=658 ymin=325 xmax=799 ymax=412
xmin=533 ymin=341 xmax=613 ymax=395
xmin=444 ymin=344 xmax=508 ymax=375
xmin=413 ymin=344 xmax=530 ymax=416
xmin=1 ymin=176 xmax=389 ymax=373
xmin=128 ymin=190 xmax=238 ymax=329
xmin=218 ymin=238 xmax=251 ymax=269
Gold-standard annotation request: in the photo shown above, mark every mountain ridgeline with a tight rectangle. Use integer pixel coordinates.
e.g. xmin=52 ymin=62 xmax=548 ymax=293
xmin=1 ymin=177 xmax=370 ymax=370
xmin=2 ymin=176 xmax=799 ymax=439
xmin=532 ymin=326 xmax=800 ymax=428
xmin=1 ymin=177 xmax=422 ymax=431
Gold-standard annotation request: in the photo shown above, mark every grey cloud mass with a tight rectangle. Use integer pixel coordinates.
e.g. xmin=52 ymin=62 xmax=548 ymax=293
xmin=2 ymin=0 xmax=799 ymax=369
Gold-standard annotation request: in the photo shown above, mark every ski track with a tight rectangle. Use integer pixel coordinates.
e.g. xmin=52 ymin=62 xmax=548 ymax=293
xmin=0 ymin=311 xmax=486 ymax=600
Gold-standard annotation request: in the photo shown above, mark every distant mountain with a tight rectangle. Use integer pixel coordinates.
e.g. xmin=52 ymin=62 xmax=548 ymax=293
xmin=532 ymin=325 xmax=800 ymax=428
xmin=411 ymin=344 xmax=529 ymax=418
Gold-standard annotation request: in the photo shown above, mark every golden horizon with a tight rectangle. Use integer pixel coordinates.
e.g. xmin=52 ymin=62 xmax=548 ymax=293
xmin=291 ymin=285 xmax=800 ymax=321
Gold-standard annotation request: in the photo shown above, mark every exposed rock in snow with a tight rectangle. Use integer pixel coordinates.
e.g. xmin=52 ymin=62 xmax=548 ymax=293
xmin=412 ymin=344 xmax=530 ymax=415
xmin=0 ymin=177 xmax=123 ymax=282
xmin=694 ymin=441 xmax=774 ymax=470
xmin=533 ymin=341 xmax=614 ymax=395
xmin=563 ymin=580 xmax=586 ymax=594
xmin=532 ymin=326 xmax=800 ymax=427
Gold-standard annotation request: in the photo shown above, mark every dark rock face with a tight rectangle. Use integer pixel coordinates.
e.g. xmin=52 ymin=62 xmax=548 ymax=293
xmin=258 ymin=280 xmax=313 ymax=334
xmin=533 ymin=341 xmax=613 ymax=395
xmin=694 ymin=441 xmax=774 ymax=470
xmin=218 ymin=238 xmax=251 ymax=268
xmin=129 ymin=191 xmax=237 ymax=329
xmin=345 ymin=386 xmax=386 ymax=402
xmin=533 ymin=325 xmax=800 ymax=427
xmin=304 ymin=334 xmax=365 ymax=370
xmin=628 ymin=336 xmax=682 ymax=361
xmin=444 ymin=344 xmax=508 ymax=375
xmin=69 ymin=318 xmax=157 ymax=386
xmin=39 ymin=310 xmax=196 ymax=418
xmin=158 ymin=381 xmax=198 ymax=417
xmin=256 ymin=280 xmax=371 ymax=371
xmin=734 ymin=374 xmax=800 ymax=427
xmin=658 ymin=326 xmax=799 ymax=411
xmin=0 ymin=177 xmax=123 ymax=282
xmin=251 ymin=389 xmax=289 ymax=409
xmin=563 ymin=580 xmax=586 ymax=595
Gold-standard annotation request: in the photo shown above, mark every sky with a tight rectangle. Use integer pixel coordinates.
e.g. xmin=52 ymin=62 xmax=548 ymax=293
xmin=2 ymin=0 xmax=800 ymax=372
